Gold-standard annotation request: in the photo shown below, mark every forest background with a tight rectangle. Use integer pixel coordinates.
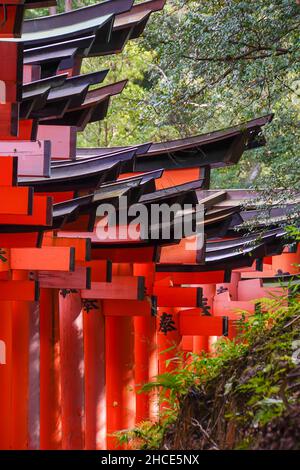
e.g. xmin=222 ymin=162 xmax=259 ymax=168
xmin=26 ymin=0 xmax=300 ymax=191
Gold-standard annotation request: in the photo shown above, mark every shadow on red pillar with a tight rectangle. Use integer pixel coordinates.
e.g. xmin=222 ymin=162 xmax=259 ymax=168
xmin=134 ymin=315 xmax=157 ymax=424
xmin=106 ymin=315 xmax=135 ymax=449
xmin=83 ymin=301 xmax=106 ymax=450
xmin=59 ymin=291 xmax=85 ymax=449
xmin=40 ymin=288 xmax=62 ymax=449
xmin=0 ymin=301 xmax=12 ymax=449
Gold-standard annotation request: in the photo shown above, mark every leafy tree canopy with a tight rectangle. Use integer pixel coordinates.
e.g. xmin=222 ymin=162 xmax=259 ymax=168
xmin=26 ymin=1 xmax=300 ymax=192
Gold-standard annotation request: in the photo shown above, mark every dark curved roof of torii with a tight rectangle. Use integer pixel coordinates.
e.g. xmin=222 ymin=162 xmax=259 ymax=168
xmin=23 ymin=0 xmax=133 ymax=34
xmin=4 ymin=0 xmax=165 ymax=51
xmin=77 ymin=114 xmax=274 ymax=169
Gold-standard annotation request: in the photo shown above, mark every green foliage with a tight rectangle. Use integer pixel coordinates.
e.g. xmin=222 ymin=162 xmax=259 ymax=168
xmin=25 ymin=0 xmax=96 ymax=19
xmin=142 ymin=0 xmax=300 ymax=190
xmin=77 ymin=42 xmax=171 ymax=148
xmin=117 ymin=289 xmax=300 ymax=449
xmin=115 ymin=421 xmax=165 ymax=450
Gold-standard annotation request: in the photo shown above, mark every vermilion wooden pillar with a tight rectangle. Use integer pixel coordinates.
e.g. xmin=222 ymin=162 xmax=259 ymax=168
xmin=134 ymin=314 xmax=157 ymax=424
xmin=59 ymin=290 xmax=85 ymax=450
xmin=133 ymin=262 xmax=157 ymax=423
xmin=193 ymin=335 xmax=209 ymax=354
xmin=11 ymin=271 xmax=30 ymax=449
xmin=83 ymin=301 xmax=106 ymax=450
xmin=106 ymin=315 xmax=135 ymax=449
xmin=157 ymin=307 xmax=181 ymax=375
xmin=157 ymin=307 xmax=181 ymax=415
xmin=28 ymin=300 xmax=40 ymax=449
xmin=40 ymin=288 xmax=62 ymax=449
xmin=0 ymin=300 xmax=12 ymax=449
xmin=193 ymin=284 xmax=215 ymax=355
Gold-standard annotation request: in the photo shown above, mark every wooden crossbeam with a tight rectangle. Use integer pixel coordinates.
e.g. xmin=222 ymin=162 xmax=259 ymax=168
xmin=0 ymin=141 xmax=51 ymax=177
xmin=0 ymin=195 xmax=52 ymax=226
xmin=0 ymin=156 xmax=18 ymax=186
xmin=237 ymin=278 xmax=284 ymax=301
xmin=1 ymin=120 xmax=35 ymax=141
xmin=37 ymin=125 xmax=76 ymax=161
xmin=101 ymin=297 xmax=156 ymax=316
xmin=92 ymin=246 xmax=158 ymax=263
xmin=0 ymin=232 xmax=42 ymax=248
xmin=10 ymin=246 xmax=75 ymax=271
xmin=82 ymin=260 xmax=112 ymax=283
xmin=179 ymin=311 xmax=226 ymax=336
xmin=0 ymin=186 xmax=33 ymax=215
xmin=0 ymin=280 xmax=39 ymax=301
xmin=214 ymin=297 xmax=255 ymax=319
xmin=155 ymin=270 xmax=225 ymax=284
xmin=81 ymin=276 xmax=145 ymax=300
xmin=38 ymin=266 xmax=91 ymax=289
xmin=153 ymin=286 xmax=203 ymax=307
xmin=43 ymin=234 xmax=91 ymax=262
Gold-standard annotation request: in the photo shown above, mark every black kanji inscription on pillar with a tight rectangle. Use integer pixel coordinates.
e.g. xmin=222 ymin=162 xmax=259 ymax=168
xmin=82 ymin=299 xmax=99 ymax=313
xmin=200 ymin=296 xmax=211 ymax=316
xmin=60 ymin=289 xmax=78 ymax=298
xmin=216 ymin=286 xmax=229 ymax=295
xmin=159 ymin=312 xmax=176 ymax=335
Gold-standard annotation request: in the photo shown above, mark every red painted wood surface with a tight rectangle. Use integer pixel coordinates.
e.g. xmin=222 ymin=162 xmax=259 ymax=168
xmin=106 ymin=315 xmax=135 ymax=449
xmin=0 ymin=6 xmax=23 ymax=38
xmin=40 ymin=289 xmax=62 ymax=449
xmin=0 ymin=232 xmax=41 ymax=248
xmin=0 ymin=103 xmax=18 ymax=138
xmin=81 ymin=276 xmax=144 ymax=300
xmin=10 ymin=246 xmax=74 ymax=271
xmin=0 ymin=141 xmax=51 ymax=177
xmin=0 ymin=280 xmax=38 ymax=301
xmin=37 ymin=125 xmax=76 ymax=161
xmin=272 ymin=246 xmax=300 ymax=275
xmin=179 ymin=313 xmax=224 ymax=336
xmin=134 ymin=315 xmax=157 ymax=424
xmin=59 ymin=291 xmax=85 ymax=449
xmin=0 ymin=42 xmax=22 ymax=100
xmin=154 ymin=286 xmax=202 ymax=308
xmin=43 ymin=234 xmax=91 ymax=262
xmin=0 ymin=195 xmax=52 ymax=227
xmin=155 ymin=271 xmax=225 ymax=285
xmin=0 ymin=156 xmax=17 ymax=186
xmin=83 ymin=301 xmax=106 ymax=449
xmin=102 ymin=298 xmax=153 ymax=316
xmin=38 ymin=266 xmax=90 ymax=290
xmin=83 ymin=260 xmax=111 ymax=282
xmin=193 ymin=335 xmax=209 ymax=354
xmin=0 ymin=301 xmax=12 ymax=449
xmin=0 ymin=186 xmax=32 ymax=215
xmin=11 ymin=271 xmax=30 ymax=449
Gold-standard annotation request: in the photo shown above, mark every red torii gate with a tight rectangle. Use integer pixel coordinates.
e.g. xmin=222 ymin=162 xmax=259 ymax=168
xmin=0 ymin=0 xmax=298 ymax=451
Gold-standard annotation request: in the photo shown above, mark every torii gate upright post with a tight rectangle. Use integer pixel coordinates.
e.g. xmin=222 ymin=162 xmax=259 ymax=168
xmin=106 ymin=263 xmax=136 ymax=449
